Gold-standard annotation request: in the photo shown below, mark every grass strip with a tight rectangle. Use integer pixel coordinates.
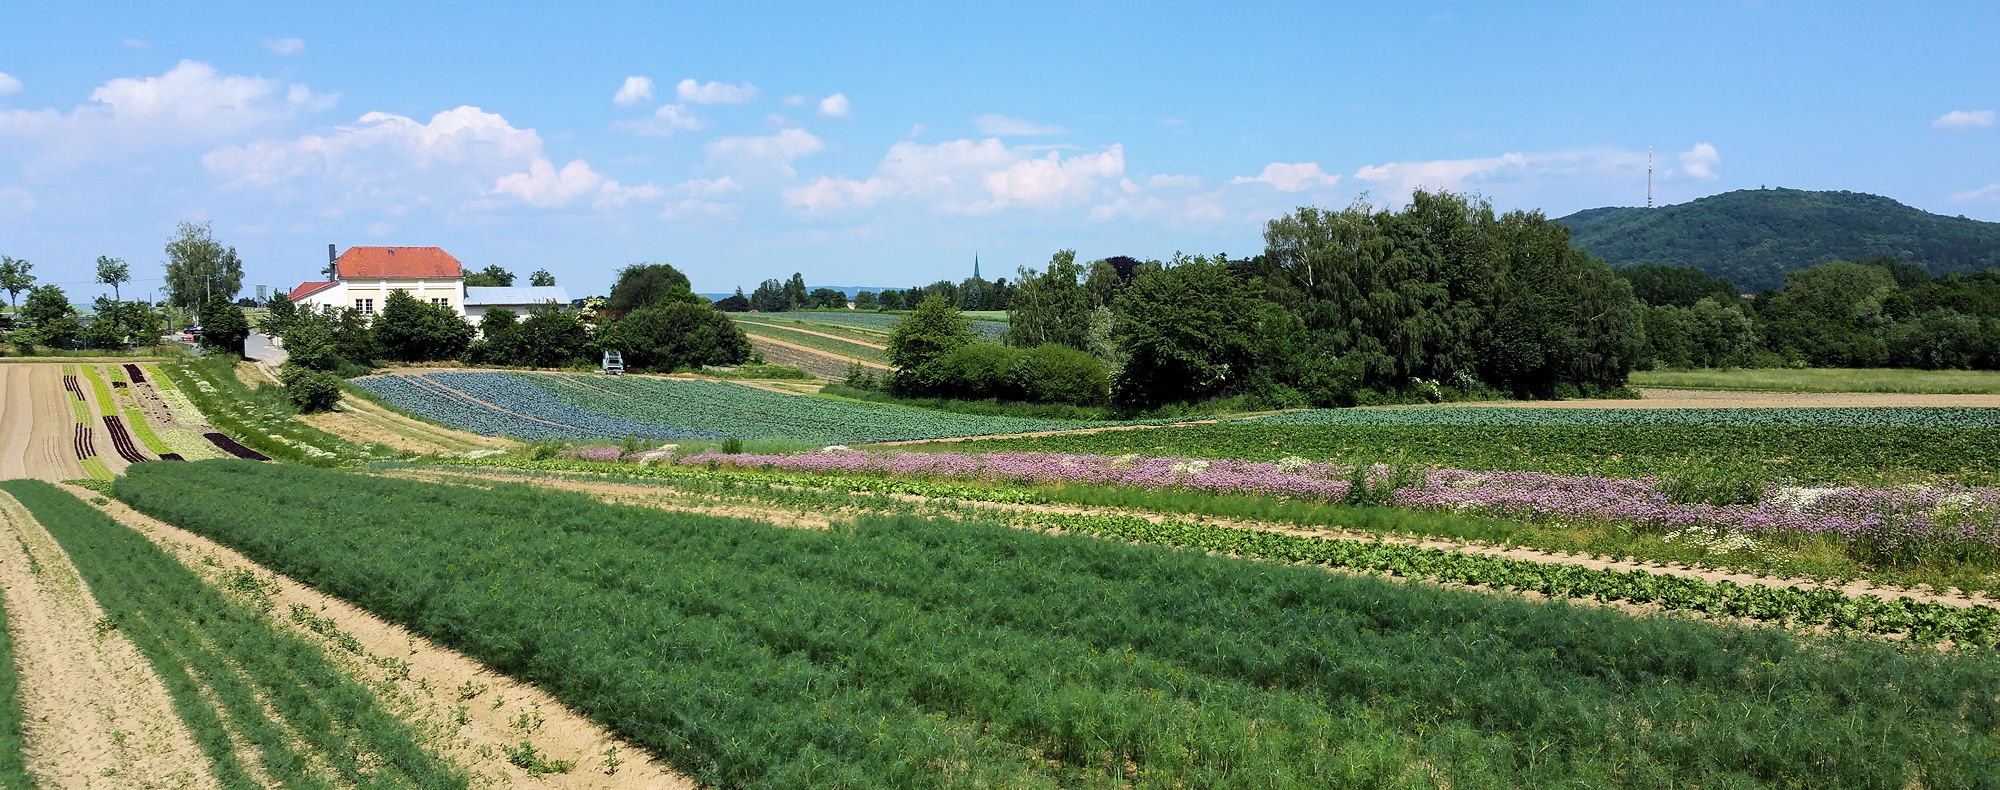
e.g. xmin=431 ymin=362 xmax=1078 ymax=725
xmin=0 ymin=480 xmax=465 ymax=790
xmin=157 ymin=360 xmax=376 ymax=466
xmin=0 ymin=587 xmax=32 ymax=789
xmin=1630 ymin=367 xmax=2000 ymax=394
xmin=733 ymin=321 xmax=891 ymax=363
xmin=117 ymin=461 xmax=2000 ymax=789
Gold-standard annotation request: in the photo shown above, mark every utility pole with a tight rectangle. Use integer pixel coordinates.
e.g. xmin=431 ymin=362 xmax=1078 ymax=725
xmin=1647 ymin=144 xmax=1654 ymax=209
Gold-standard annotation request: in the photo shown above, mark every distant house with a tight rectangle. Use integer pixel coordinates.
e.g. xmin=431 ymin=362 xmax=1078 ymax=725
xmin=463 ymin=286 xmax=571 ymax=324
xmin=290 ymin=245 xmax=466 ymax=318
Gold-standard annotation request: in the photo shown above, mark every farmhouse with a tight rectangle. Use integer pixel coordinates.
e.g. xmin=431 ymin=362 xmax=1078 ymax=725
xmin=290 ymin=245 xmax=466 ymax=318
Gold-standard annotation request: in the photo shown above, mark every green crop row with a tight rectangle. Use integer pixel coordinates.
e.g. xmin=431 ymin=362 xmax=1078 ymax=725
xmin=0 ymin=481 xmax=465 ymax=789
xmin=113 ymin=461 xmax=2000 ymax=788
xmin=434 ymin=457 xmax=2000 ymax=642
xmin=934 ymin=422 xmax=2000 ymax=485
xmin=157 ymin=359 xmax=385 ymax=466
xmin=1252 ymin=405 xmax=2000 ymax=428
xmin=0 ymin=567 xmax=29 ymax=788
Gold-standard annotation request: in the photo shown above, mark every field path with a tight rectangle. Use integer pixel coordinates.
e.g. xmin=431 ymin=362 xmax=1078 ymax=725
xmin=734 ymin=319 xmax=888 ymax=349
xmin=403 ymin=465 xmax=1997 ymax=611
xmin=83 ymin=488 xmax=696 ymax=788
xmin=869 ymin=418 xmax=1224 ymax=447
xmin=0 ymin=491 xmax=216 ymax=790
xmin=745 ymin=334 xmax=889 ymax=369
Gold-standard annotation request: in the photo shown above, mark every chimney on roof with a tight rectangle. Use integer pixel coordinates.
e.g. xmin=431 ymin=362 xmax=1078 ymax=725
xmin=328 ymin=243 xmax=337 ymax=279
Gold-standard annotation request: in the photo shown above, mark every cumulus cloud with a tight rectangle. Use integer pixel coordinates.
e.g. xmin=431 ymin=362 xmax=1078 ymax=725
xmin=972 ymin=114 xmax=1066 ymax=136
xmin=676 ymin=78 xmax=756 ymax=105
xmin=202 ymin=105 xmax=657 ymax=212
xmin=1353 ymin=147 xmax=1649 ymax=197
xmin=263 ymin=37 xmax=305 ymax=55
xmin=492 ymin=158 xmax=660 ymax=209
xmin=1933 ymin=110 xmax=1995 ymax=130
xmin=782 ymin=137 xmax=1124 ymax=215
xmin=1088 ymin=191 xmax=1228 ymax=225
xmin=705 ymin=127 xmax=823 ymax=176
xmin=661 ymin=176 xmax=745 ymax=218
xmin=613 ymin=76 xmax=654 ymax=106
xmin=0 ymin=60 xmax=335 ymax=160
xmin=1678 ymin=142 xmax=1720 ymax=180
xmin=614 ymin=103 xmax=704 ymax=136
xmin=1146 ymin=174 xmax=1201 ymax=189
xmin=817 ymin=93 xmax=850 ymax=119
xmin=1231 ymin=162 xmax=1339 ymax=192
xmin=0 ymin=73 xmax=20 ymax=96
xmin=781 ymin=94 xmax=808 ymax=107
xmin=0 ymin=186 xmax=34 ymax=212
xmin=120 ymin=38 xmax=149 ymax=50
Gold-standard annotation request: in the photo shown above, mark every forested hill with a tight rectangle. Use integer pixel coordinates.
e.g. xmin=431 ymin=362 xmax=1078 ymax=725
xmin=1558 ymin=188 xmax=2000 ymax=291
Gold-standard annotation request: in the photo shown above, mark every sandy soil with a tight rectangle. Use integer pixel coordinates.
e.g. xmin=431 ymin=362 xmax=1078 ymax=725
xmin=0 ymin=491 xmax=215 ymax=789
xmin=1462 ymin=388 xmax=2000 ymax=409
xmin=734 ymin=320 xmax=888 ymax=350
xmin=412 ymin=465 xmax=1996 ymax=611
xmin=0 ymin=364 xmax=83 ymax=481
xmin=0 ymin=365 xmax=32 ymax=480
xmin=84 ymin=491 xmax=695 ymax=788
xmin=299 ymin=395 xmax=517 ymax=456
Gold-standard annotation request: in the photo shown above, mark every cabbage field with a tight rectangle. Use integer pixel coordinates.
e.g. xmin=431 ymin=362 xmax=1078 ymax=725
xmin=353 ymin=371 xmax=1125 ymax=444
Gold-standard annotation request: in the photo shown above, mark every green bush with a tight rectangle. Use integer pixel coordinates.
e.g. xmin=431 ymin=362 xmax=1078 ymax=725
xmin=1015 ymin=343 xmax=1109 ymax=405
xmin=280 ymin=364 xmax=342 ymax=413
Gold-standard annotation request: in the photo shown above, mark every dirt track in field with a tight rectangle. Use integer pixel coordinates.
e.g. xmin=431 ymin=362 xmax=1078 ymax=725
xmin=745 ymin=334 xmax=889 ymax=370
xmin=734 ymin=319 xmax=889 ymax=350
xmin=406 ymin=465 xmax=1996 ymax=611
xmin=85 ymin=490 xmax=695 ymax=789
xmin=0 ymin=491 xmax=215 ymax=789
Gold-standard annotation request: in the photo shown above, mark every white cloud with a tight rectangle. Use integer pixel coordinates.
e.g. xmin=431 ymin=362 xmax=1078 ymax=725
xmin=204 ymin=105 xmax=656 ymax=213
xmin=817 ymin=93 xmax=850 ymax=119
xmin=972 ymin=114 xmax=1066 ymax=136
xmin=676 ymin=78 xmax=756 ymax=105
xmin=613 ymin=103 xmax=704 ymax=136
xmin=1933 ymin=110 xmax=1995 ymax=130
xmin=1678 ymin=142 xmax=1720 ymax=180
xmin=1231 ymin=162 xmax=1339 ymax=192
xmin=0 ymin=73 xmax=20 ymax=96
xmin=263 ymin=37 xmax=306 ymax=56
xmin=0 ymin=186 xmax=34 ymax=212
xmin=1353 ymin=147 xmax=1648 ymax=197
xmin=120 ymin=38 xmax=149 ymax=50
xmin=781 ymin=94 xmax=808 ymax=107
xmin=704 ymin=127 xmax=822 ymax=176
xmin=661 ymin=176 xmax=746 ymax=218
xmin=613 ymin=76 xmax=654 ymax=106
xmin=1088 ymin=190 xmax=1228 ymax=225
xmin=907 ymin=123 xmax=926 ymax=138
xmin=0 ymin=60 xmax=334 ymax=159
xmin=493 ymin=158 xmax=660 ymax=209
xmin=1952 ymin=182 xmax=2000 ymax=202
xmin=784 ymin=137 xmax=1123 ymax=215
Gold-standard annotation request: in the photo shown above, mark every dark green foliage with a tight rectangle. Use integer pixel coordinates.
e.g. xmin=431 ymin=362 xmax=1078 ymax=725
xmin=279 ymin=304 xmax=377 ymax=372
xmin=3 ymin=479 xmax=465 ymax=789
xmin=1758 ymin=261 xmax=1900 ymax=367
xmin=258 ymin=292 xmax=298 ymax=337
xmin=20 ymin=283 xmax=71 ymax=329
xmin=161 ymin=358 xmax=378 ymax=465
xmin=1641 ymin=297 xmax=1760 ymax=369
xmin=469 ymin=307 xmax=523 ymax=364
xmin=196 ymin=293 xmax=251 ymax=358
xmin=1559 ymin=188 xmax=2000 ymax=291
xmin=852 ymin=290 xmax=878 ymax=310
xmin=517 ymin=303 xmax=591 ymax=368
xmin=887 ymin=295 xmax=975 ymax=393
xmin=162 ymin=220 xmax=244 ymax=312
xmin=1004 ymin=249 xmax=1091 ymax=349
xmin=462 ymin=264 xmax=516 ymax=287
xmin=713 ymin=288 xmax=750 ymax=312
xmin=280 ymin=363 xmax=342 ymax=413
xmin=748 ymin=278 xmax=788 ymax=312
xmin=605 ymin=263 xmax=702 ymax=313
xmin=875 ymin=289 xmax=905 ymax=310
xmin=599 ymin=300 xmax=749 ymax=372
xmin=372 ymin=290 xmax=473 ymax=363
xmin=806 ymin=287 xmax=847 ymax=309
xmin=1617 ymin=264 xmax=1740 ymax=307
xmin=114 ymin=462 xmax=2000 ymax=789
xmin=527 ymin=268 xmax=556 ymax=287
xmin=898 ymin=341 xmax=1111 ymax=405
xmin=1113 ymin=254 xmax=1264 ymax=407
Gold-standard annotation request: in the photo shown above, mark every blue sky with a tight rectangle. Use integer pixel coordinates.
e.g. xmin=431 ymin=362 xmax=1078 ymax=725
xmin=1 ymin=1 xmax=1996 ymax=300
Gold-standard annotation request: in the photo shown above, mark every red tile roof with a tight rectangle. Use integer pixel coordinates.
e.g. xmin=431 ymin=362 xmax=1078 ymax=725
xmin=333 ymin=246 xmax=463 ymax=279
xmin=289 ymin=281 xmax=337 ymax=300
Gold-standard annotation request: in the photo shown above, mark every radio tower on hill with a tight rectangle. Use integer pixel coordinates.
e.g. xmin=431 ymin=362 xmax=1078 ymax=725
xmin=1646 ymin=144 xmax=1654 ymax=208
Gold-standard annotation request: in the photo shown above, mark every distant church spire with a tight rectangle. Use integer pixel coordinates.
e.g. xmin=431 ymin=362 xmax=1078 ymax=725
xmin=973 ymin=253 xmax=980 ymax=280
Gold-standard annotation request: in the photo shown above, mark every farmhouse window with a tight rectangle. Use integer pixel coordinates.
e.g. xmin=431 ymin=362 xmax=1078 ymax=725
xmin=431 ymin=297 xmax=451 ymax=307
xmin=355 ymin=298 xmax=375 ymax=315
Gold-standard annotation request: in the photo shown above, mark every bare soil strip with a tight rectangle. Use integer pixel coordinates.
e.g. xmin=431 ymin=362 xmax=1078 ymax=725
xmin=733 ymin=319 xmax=889 ymax=350
xmin=0 ymin=491 xmax=216 ymax=790
xmin=408 ymin=465 xmax=1995 ymax=610
xmin=299 ymin=394 xmax=516 ymax=456
xmin=1458 ymin=388 xmax=2000 ymax=409
xmin=80 ymin=490 xmax=695 ymax=788
xmin=12 ymin=365 xmax=82 ymax=481
xmin=0 ymin=366 xmax=30 ymax=480
xmin=869 ymin=418 xmax=1224 ymax=447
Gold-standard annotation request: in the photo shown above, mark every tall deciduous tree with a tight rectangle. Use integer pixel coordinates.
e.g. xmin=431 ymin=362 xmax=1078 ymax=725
xmin=372 ymin=290 xmax=473 ymax=362
xmin=1005 ymin=249 xmax=1091 ymax=350
xmin=887 ymin=295 xmax=975 ymax=392
xmin=463 ymin=264 xmax=517 ymax=287
xmin=95 ymin=255 xmax=131 ymax=301
xmin=606 ymin=263 xmax=703 ymax=312
xmin=528 ymin=268 xmax=557 ymax=287
xmin=0 ymin=255 xmax=33 ymax=311
xmin=197 ymin=293 xmax=252 ymax=358
xmin=163 ymin=221 xmax=244 ymax=312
